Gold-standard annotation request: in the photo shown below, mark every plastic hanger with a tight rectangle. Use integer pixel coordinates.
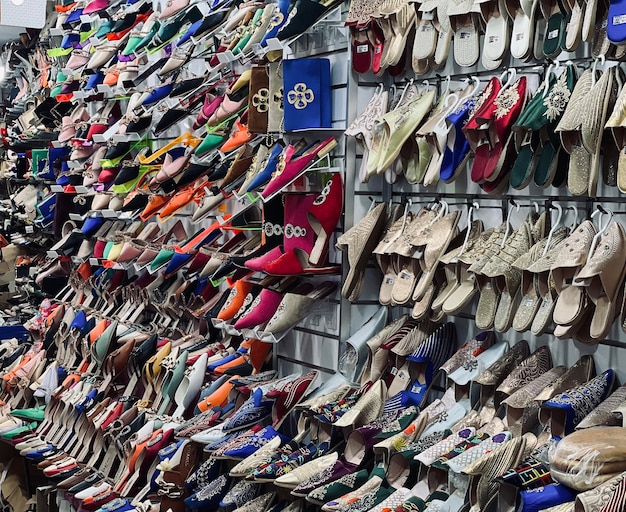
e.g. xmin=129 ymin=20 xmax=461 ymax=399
xmin=454 ymin=201 xmax=480 ymax=262
xmin=501 ymin=200 xmax=520 ymax=248
xmin=591 ymin=55 xmax=605 ymax=86
xmin=367 ymin=197 xmax=378 ymax=213
xmin=429 ymin=200 xmax=448 ymax=225
xmin=541 ymin=61 xmax=561 ymax=98
xmin=566 ymin=205 xmax=579 ymax=229
xmin=440 ymin=75 xmax=451 ymax=96
xmin=393 ymin=199 xmax=412 ymax=243
xmin=422 ymin=79 xmax=436 ymax=92
xmin=587 ymin=207 xmax=613 ymax=261
xmin=435 ymin=93 xmax=460 ymax=134
xmin=397 ymin=78 xmax=415 ymax=106
xmin=542 ymin=203 xmax=562 ymax=257
xmin=496 ymin=68 xmax=517 ymax=98
xmin=470 ymin=76 xmax=481 ymax=96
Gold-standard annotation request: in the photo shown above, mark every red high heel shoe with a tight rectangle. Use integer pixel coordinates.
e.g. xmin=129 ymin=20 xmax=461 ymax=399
xmin=261 ymin=174 xmax=344 ymax=275
xmin=260 ymin=137 xmax=337 ymax=199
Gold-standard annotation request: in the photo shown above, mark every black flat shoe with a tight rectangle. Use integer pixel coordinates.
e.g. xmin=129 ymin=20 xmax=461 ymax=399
xmin=152 ymin=95 xmax=202 ymax=135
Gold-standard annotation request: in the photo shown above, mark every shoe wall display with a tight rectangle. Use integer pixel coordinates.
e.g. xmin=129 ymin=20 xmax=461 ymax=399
xmin=0 ymin=0 xmax=626 ymax=511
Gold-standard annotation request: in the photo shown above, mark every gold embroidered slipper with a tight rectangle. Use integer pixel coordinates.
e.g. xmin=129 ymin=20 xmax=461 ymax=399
xmin=337 ymin=202 xmax=388 ymax=301
xmin=590 ymin=1 xmax=611 ymax=59
xmin=390 ymin=256 xmax=422 ymax=306
xmin=525 ymin=229 xmax=571 ymax=335
xmin=387 ymin=208 xmax=438 ymax=305
xmin=550 ymin=219 xmax=597 ymax=327
xmin=472 ymin=339 xmax=531 ymax=414
xmin=580 ymin=67 xmax=617 ymax=197
xmin=433 ymin=219 xmax=484 ymax=311
xmin=463 ymin=433 xmax=537 ymax=511
xmin=495 ymin=345 xmax=553 ymax=408
xmin=572 ymin=221 xmax=626 ymax=341
xmin=512 ymin=226 xmax=569 ymax=333
xmin=577 ymin=383 xmax=626 ymax=429
xmin=467 ymin=224 xmax=508 ymax=329
xmin=374 ymin=214 xmax=411 ymax=306
xmin=555 ymin=68 xmax=595 ymax=196
xmin=412 ymin=269 xmax=445 ymax=320
xmin=359 ymin=315 xmax=409 ymax=385
xmin=604 ymin=72 xmax=626 ymax=193
xmin=480 ymin=216 xmax=538 ymax=333
xmin=502 ymin=366 xmax=567 ymax=436
xmin=409 ymin=211 xmax=462 ymax=303
xmin=441 ymin=227 xmax=494 ymax=316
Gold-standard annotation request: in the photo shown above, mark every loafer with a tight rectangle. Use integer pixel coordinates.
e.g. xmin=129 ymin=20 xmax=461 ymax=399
xmin=222 ymin=426 xmax=289 ymax=459
xmin=221 ymin=389 xmax=274 ymax=433
xmin=261 ymin=137 xmax=337 ymax=199
xmin=140 ymin=82 xmax=175 ymax=106
xmin=184 ymin=474 xmax=232 ymax=510
xmin=542 ymin=369 xmax=616 ymax=437
xmin=249 ymin=442 xmax=325 ymax=482
xmin=219 ymin=480 xmax=261 ymax=509
xmin=275 ymin=452 xmax=338 ymax=489
xmin=306 ymin=468 xmax=369 ymax=506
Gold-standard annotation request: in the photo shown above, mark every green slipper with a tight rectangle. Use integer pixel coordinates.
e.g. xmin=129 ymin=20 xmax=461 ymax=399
xmin=1 ymin=422 xmax=37 ymax=440
xmin=93 ymin=19 xmax=113 ymax=39
xmin=534 ymin=139 xmax=559 ymax=188
xmin=149 ymin=248 xmax=175 ymax=273
xmin=306 ymin=468 xmax=370 ymax=506
xmin=510 ymin=140 xmax=539 ymax=190
xmin=233 ymin=8 xmax=264 ymax=55
xmin=47 ymin=46 xmax=73 ymax=58
xmin=158 ymin=350 xmax=188 ymax=415
xmin=543 ymin=12 xmax=564 ymax=58
xmin=11 ymin=405 xmax=45 ymax=422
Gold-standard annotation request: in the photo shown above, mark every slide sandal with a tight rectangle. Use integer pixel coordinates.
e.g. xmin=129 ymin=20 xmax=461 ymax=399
xmin=478 ymin=0 xmax=510 ymax=63
xmin=608 ymin=0 xmax=626 ymax=43
xmin=506 ymin=0 xmax=539 ymax=59
xmin=540 ymin=0 xmax=565 ymax=58
xmin=412 ymin=9 xmax=437 ymax=74
xmin=564 ymin=0 xmax=584 ymax=50
xmin=451 ymin=14 xmax=480 ymax=67
xmin=433 ymin=2 xmax=453 ymax=68
xmin=350 ymin=26 xmax=373 ymax=74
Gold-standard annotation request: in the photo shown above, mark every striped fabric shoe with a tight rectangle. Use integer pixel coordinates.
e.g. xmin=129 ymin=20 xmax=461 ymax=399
xmin=384 ymin=323 xmax=457 ymax=412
